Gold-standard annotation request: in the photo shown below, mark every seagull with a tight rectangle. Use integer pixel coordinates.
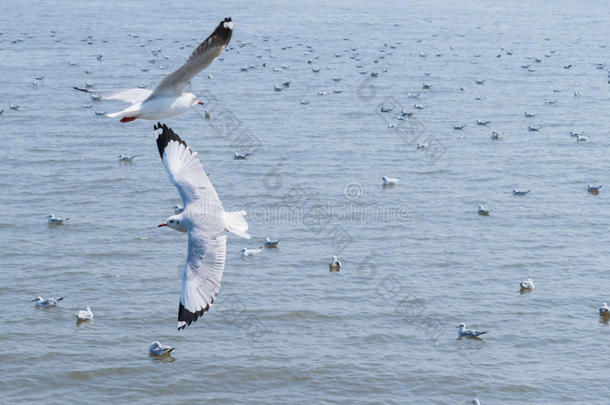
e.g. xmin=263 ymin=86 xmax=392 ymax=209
xmin=491 ymin=131 xmax=502 ymax=140
xmin=74 ymin=18 xmax=233 ymax=122
xmin=512 ymin=189 xmax=530 ymax=196
xmin=472 ymin=400 xmax=481 ymax=405
xmin=528 ymin=126 xmax=541 ymax=132
xmin=264 ymin=237 xmax=280 ymax=248
xmin=155 ymin=124 xmax=250 ymax=330
xmin=520 ymin=278 xmax=535 ymax=291
xmin=524 ymin=111 xmax=536 ymax=118
xmin=382 ymin=176 xmax=399 ymax=186
xmin=477 ymin=206 xmax=490 ymax=216
xmin=476 ymin=120 xmax=490 ymax=126
xmin=416 ymin=142 xmax=428 ymax=150
xmin=48 ymin=214 xmax=69 ymax=224
xmin=329 ymin=256 xmax=341 ymax=272
xmin=575 ymin=135 xmax=588 ymax=142
xmin=118 ymin=154 xmax=137 ymax=161
xmin=233 ymin=152 xmax=251 ymax=160
xmin=241 ymin=247 xmax=262 ymax=257
xmin=174 ymin=204 xmax=184 ymax=214
xmin=149 ymin=341 xmax=175 ymax=356
xmin=457 ymin=323 xmax=487 ymax=339
xmin=453 ymin=124 xmax=466 ymax=130
xmin=380 ymin=105 xmax=392 ymax=113
xmin=599 ymin=303 xmax=609 ymax=315
xmin=32 ymin=296 xmax=63 ymax=307
xmin=587 ymin=184 xmax=602 ymax=194
xmin=76 ymin=306 xmax=93 ymax=321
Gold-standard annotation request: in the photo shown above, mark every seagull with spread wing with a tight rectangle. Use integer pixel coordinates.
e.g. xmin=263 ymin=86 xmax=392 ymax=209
xmin=155 ymin=123 xmax=250 ymax=330
xmin=74 ymin=18 xmax=233 ymax=123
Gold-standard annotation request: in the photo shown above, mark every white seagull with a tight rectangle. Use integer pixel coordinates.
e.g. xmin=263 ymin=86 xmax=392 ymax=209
xmin=457 ymin=323 xmax=487 ymax=339
xmin=329 ymin=256 xmax=341 ymax=272
xmin=155 ymin=123 xmax=250 ymax=330
xmin=74 ymin=18 xmax=233 ymax=122
xmin=264 ymin=237 xmax=280 ymax=248
xmin=241 ymin=247 xmax=262 ymax=257
xmin=32 ymin=296 xmax=63 ymax=307
xmin=76 ymin=306 xmax=93 ymax=321
xmin=149 ymin=341 xmax=175 ymax=356
xmin=512 ymin=189 xmax=530 ymax=196
xmin=520 ymin=278 xmax=535 ymax=291
xmin=382 ymin=176 xmax=399 ymax=186
xmin=48 ymin=214 xmax=69 ymax=224
xmin=599 ymin=302 xmax=609 ymax=315
xmin=587 ymin=184 xmax=602 ymax=194
xmin=477 ymin=206 xmax=490 ymax=216
xmin=118 ymin=154 xmax=137 ymax=161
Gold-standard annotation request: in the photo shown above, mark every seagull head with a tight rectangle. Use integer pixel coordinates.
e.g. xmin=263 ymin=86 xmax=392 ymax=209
xmin=382 ymin=176 xmax=388 ymax=182
xmin=32 ymin=296 xmax=43 ymax=302
xmin=457 ymin=323 xmax=465 ymax=329
xmin=149 ymin=341 xmax=161 ymax=352
xmin=158 ymin=215 xmax=187 ymax=233
xmin=186 ymin=93 xmax=204 ymax=106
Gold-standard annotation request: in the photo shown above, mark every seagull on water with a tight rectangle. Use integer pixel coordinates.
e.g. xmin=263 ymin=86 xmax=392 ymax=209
xmin=118 ymin=154 xmax=137 ymax=162
xmin=472 ymin=400 xmax=481 ymax=405
xmin=48 ymin=214 xmax=69 ymax=224
xmin=241 ymin=247 xmax=262 ymax=256
xmin=382 ymin=176 xmax=399 ymax=186
xmin=477 ymin=206 xmax=490 ymax=216
xmin=74 ymin=18 xmax=233 ymax=122
xmin=512 ymin=189 xmax=530 ymax=196
xmin=599 ymin=302 xmax=609 ymax=316
xmin=233 ymin=152 xmax=251 ymax=160
xmin=520 ymin=278 xmax=535 ymax=292
xmin=587 ymin=184 xmax=602 ymax=194
xmin=76 ymin=306 xmax=93 ymax=321
xmin=457 ymin=323 xmax=487 ymax=339
xmin=491 ymin=131 xmax=502 ymax=140
xmin=149 ymin=341 xmax=175 ymax=356
xmin=155 ymin=124 xmax=250 ymax=330
xmin=329 ymin=256 xmax=341 ymax=272
xmin=32 ymin=296 xmax=63 ymax=307
xmin=264 ymin=237 xmax=280 ymax=248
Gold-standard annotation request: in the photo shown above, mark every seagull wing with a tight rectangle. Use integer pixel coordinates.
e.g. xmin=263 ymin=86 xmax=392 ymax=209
xmin=151 ymin=18 xmax=233 ymax=96
xmin=178 ymin=229 xmax=227 ymax=330
xmin=73 ymin=87 xmax=152 ymax=104
xmin=155 ymin=123 xmax=220 ymax=206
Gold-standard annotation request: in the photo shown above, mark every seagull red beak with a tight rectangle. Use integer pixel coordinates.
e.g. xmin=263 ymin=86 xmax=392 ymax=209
xmin=197 ymin=101 xmax=204 ymax=105
xmin=158 ymin=223 xmax=167 ymax=227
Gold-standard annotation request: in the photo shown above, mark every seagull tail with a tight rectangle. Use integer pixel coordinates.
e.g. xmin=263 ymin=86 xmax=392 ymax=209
xmin=57 ymin=297 xmax=64 ymax=301
xmin=224 ymin=210 xmax=251 ymax=239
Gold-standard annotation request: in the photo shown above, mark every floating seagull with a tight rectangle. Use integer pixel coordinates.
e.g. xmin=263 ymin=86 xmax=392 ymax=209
xmin=149 ymin=341 xmax=175 ymax=356
xmin=575 ymin=135 xmax=588 ymax=142
xmin=382 ymin=176 xmax=399 ymax=186
xmin=380 ymin=105 xmax=392 ymax=113
xmin=524 ymin=112 xmax=536 ymax=118
xmin=48 ymin=214 xmax=69 ymax=225
xmin=520 ymin=278 xmax=535 ymax=292
xmin=233 ymin=152 xmax=251 ymax=160
xmin=512 ymin=189 xmax=530 ymax=196
xmin=422 ymin=82 xmax=431 ymax=89
xmin=476 ymin=120 xmax=490 ymax=126
xmin=329 ymin=256 xmax=341 ymax=272
xmin=599 ymin=303 xmax=609 ymax=316
xmin=587 ymin=184 xmax=602 ymax=194
xmin=76 ymin=306 xmax=93 ymax=321
xmin=174 ymin=204 xmax=184 ymax=214
xmin=241 ymin=247 xmax=262 ymax=256
xmin=155 ymin=124 xmax=250 ymax=330
xmin=453 ymin=124 xmax=466 ymax=130
xmin=74 ymin=18 xmax=233 ymax=122
xmin=10 ymin=104 xmax=19 ymax=110
xmin=475 ymin=79 xmax=485 ymax=85
xmin=477 ymin=205 xmax=490 ymax=216
xmin=274 ymin=85 xmax=282 ymax=92
xmin=528 ymin=126 xmax=541 ymax=132
xmin=118 ymin=154 xmax=137 ymax=161
xmin=32 ymin=296 xmax=63 ymax=307
xmin=264 ymin=237 xmax=280 ymax=248
xmin=491 ymin=131 xmax=502 ymax=140
xmin=457 ymin=323 xmax=487 ymax=339
xmin=416 ymin=142 xmax=428 ymax=150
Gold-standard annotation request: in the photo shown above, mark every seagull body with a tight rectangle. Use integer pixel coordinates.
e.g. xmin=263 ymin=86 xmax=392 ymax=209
xmin=600 ymin=303 xmax=609 ymax=315
xmin=155 ymin=124 xmax=250 ymax=330
xmin=118 ymin=154 xmax=137 ymax=161
xmin=264 ymin=237 xmax=280 ymax=248
xmin=457 ymin=323 xmax=487 ymax=338
xmin=32 ymin=296 xmax=63 ymax=307
xmin=74 ymin=18 xmax=233 ymax=122
xmin=477 ymin=120 xmax=490 ymax=126
xmin=48 ymin=214 xmax=69 ymax=224
xmin=587 ymin=184 xmax=602 ymax=194
xmin=241 ymin=247 xmax=262 ymax=256
xmin=416 ymin=142 xmax=428 ymax=150
xmin=382 ymin=176 xmax=399 ymax=186
xmin=491 ymin=131 xmax=502 ymax=140
xmin=329 ymin=256 xmax=341 ymax=272
xmin=524 ymin=111 xmax=536 ymax=118
xmin=512 ymin=189 xmax=530 ymax=196
xmin=149 ymin=341 xmax=175 ymax=356
xmin=520 ymin=278 xmax=535 ymax=291
xmin=528 ymin=126 xmax=541 ymax=132
xmin=575 ymin=135 xmax=588 ymax=142
xmin=453 ymin=124 xmax=466 ymax=130
xmin=477 ymin=205 xmax=490 ymax=216
xmin=233 ymin=152 xmax=251 ymax=160
xmin=76 ymin=306 xmax=93 ymax=320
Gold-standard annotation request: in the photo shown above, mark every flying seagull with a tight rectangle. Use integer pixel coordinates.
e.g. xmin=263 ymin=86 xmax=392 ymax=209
xmin=74 ymin=18 xmax=233 ymax=122
xmin=155 ymin=123 xmax=250 ymax=330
